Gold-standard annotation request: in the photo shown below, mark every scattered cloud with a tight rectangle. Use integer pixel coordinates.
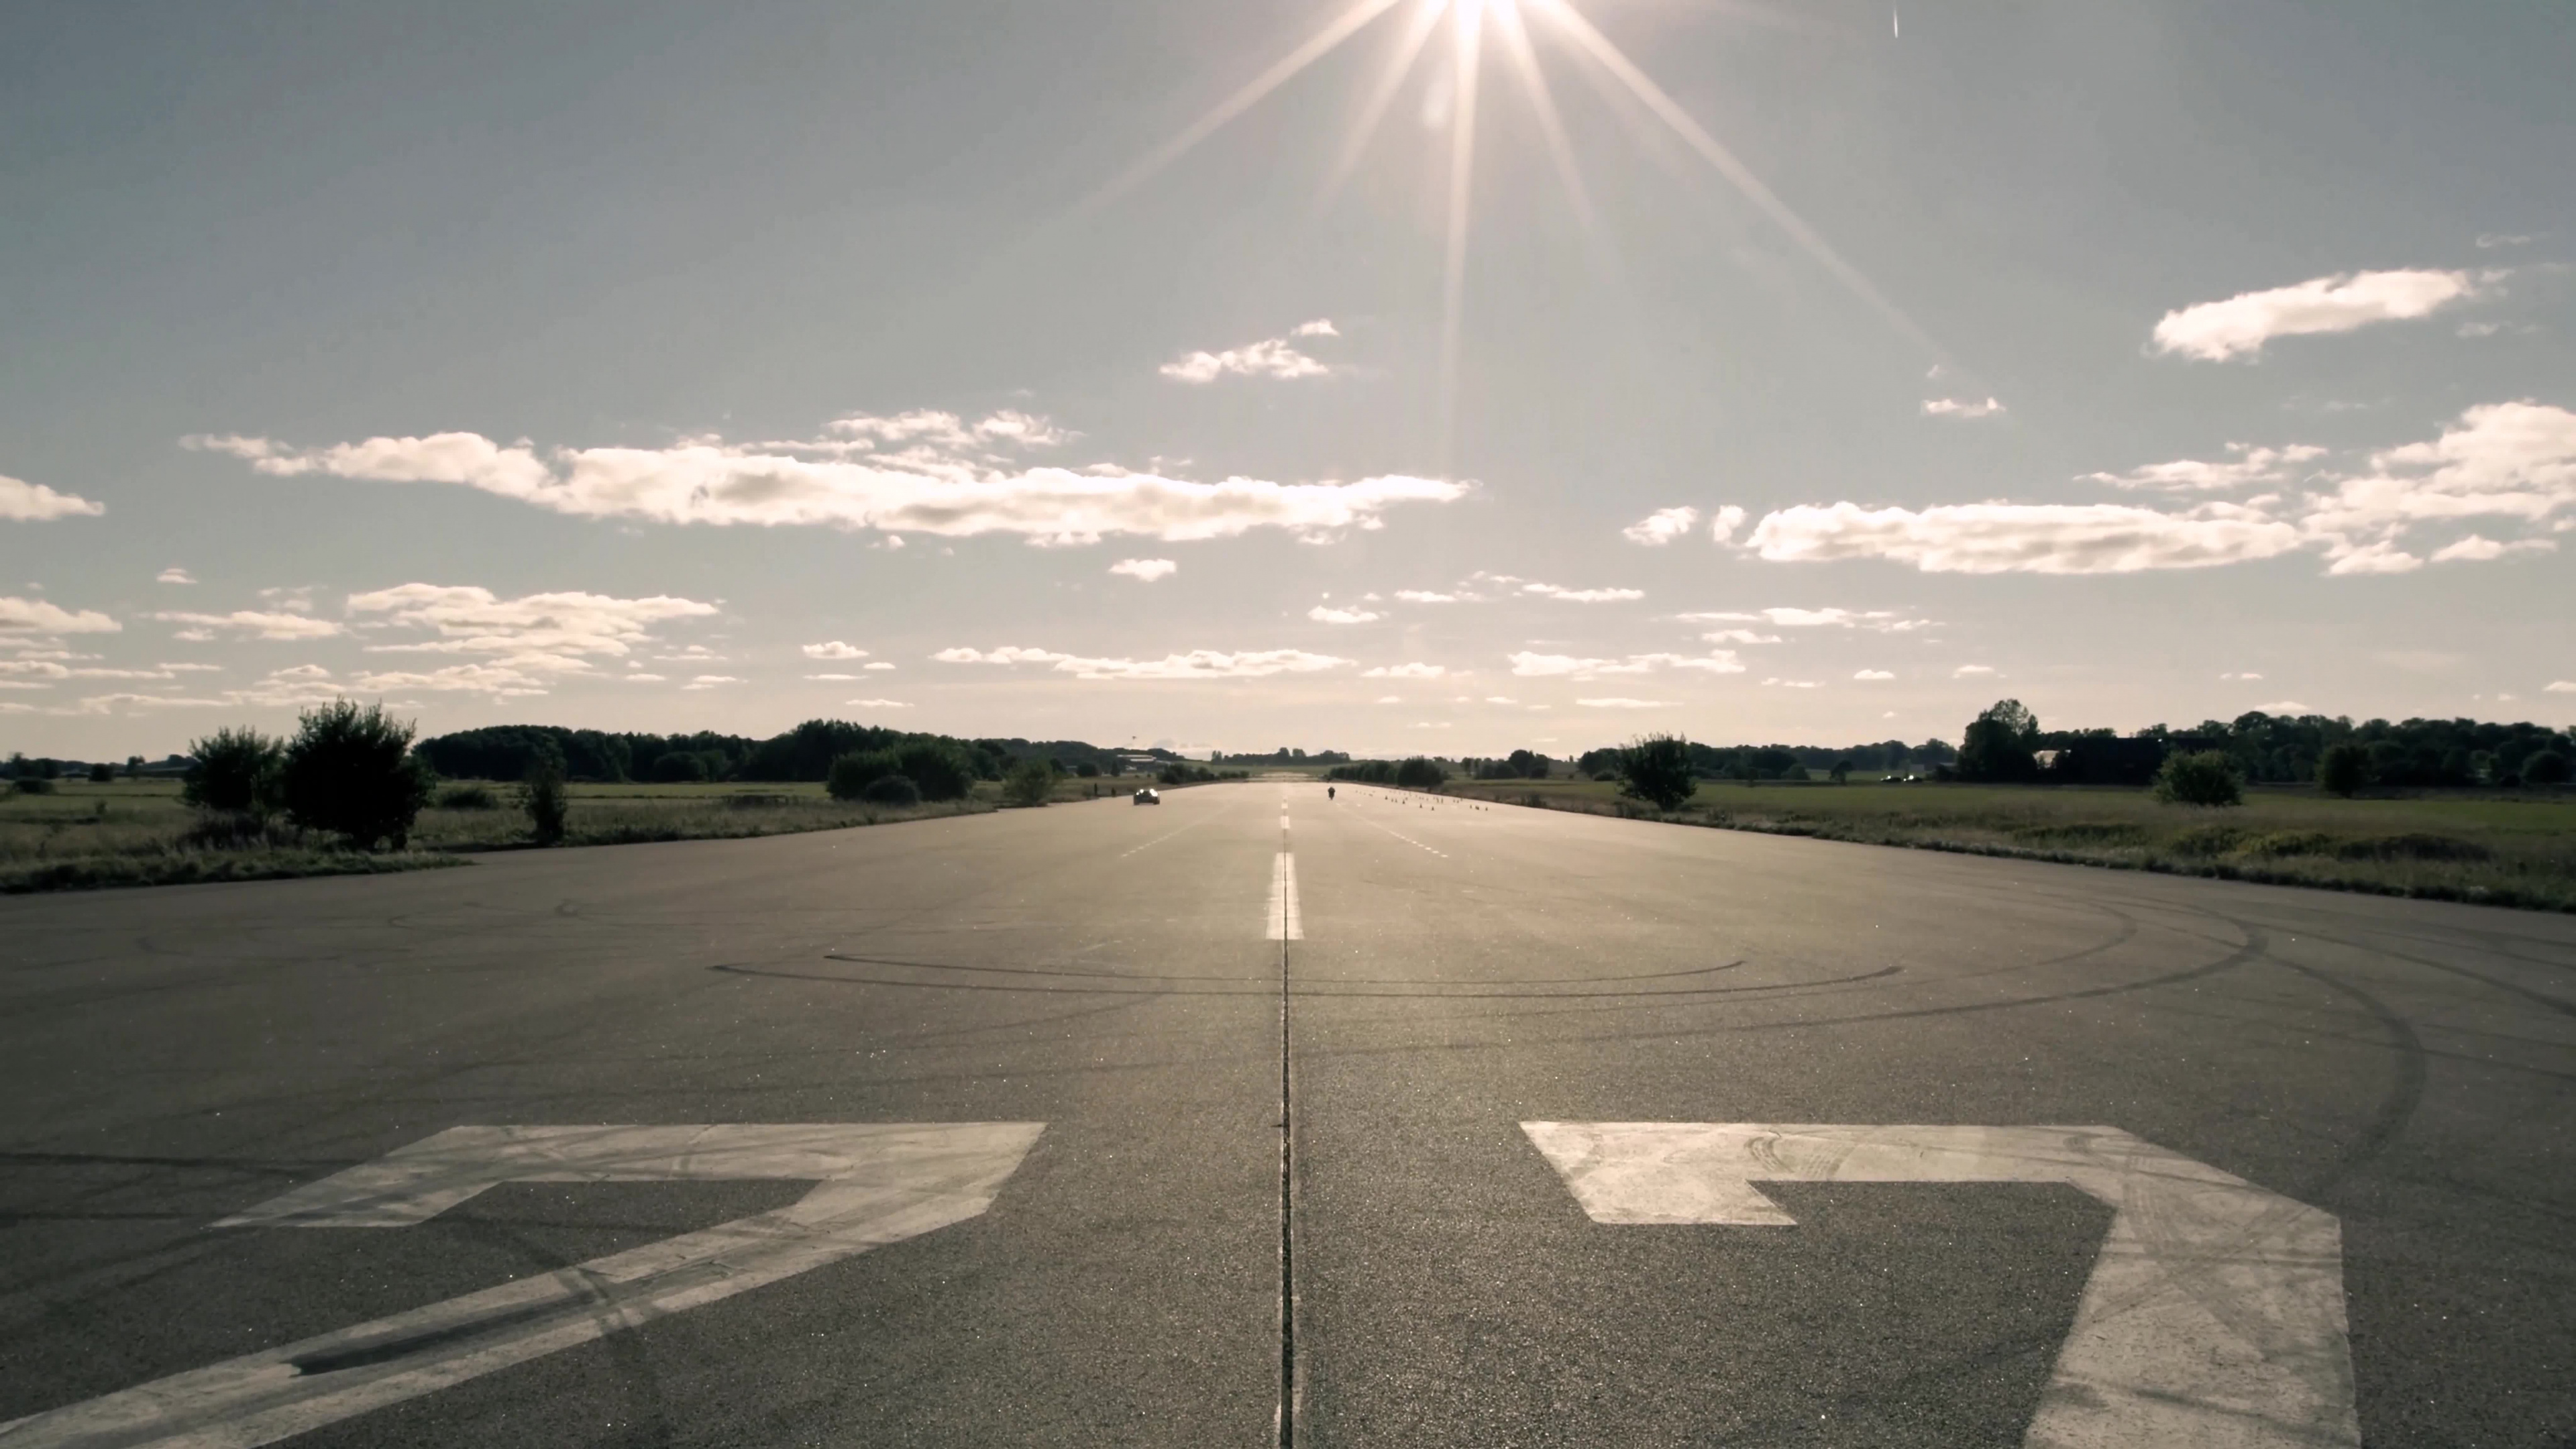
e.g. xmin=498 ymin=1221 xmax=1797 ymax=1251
xmin=155 ymin=610 xmax=341 ymax=641
xmin=805 ymin=673 xmax=861 ymax=681
xmin=865 ymin=661 xmax=896 ymax=670
xmin=1375 ymin=694 xmax=1402 ymax=704
xmin=1576 ymin=698 xmax=1674 ymax=709
xmin=1736 ymin=500 xmax=2305 ymax=574
xmin=1708 ymin=506 xmax=1748 ymax=544
xmin=1521 ymin=582 xmax=1644 ymax=602
xmin=347 ymin=663 xmax=551 ymax=697
xmin=1699 ymin=629 xmax=1782 ymax=645
xmin=2476 ymin=234 xmax=2536 ymax=250
xmin=1 ymin=597 xmax=119 ymax=635
xmin=1853 ymin=669 xmax=1894 ymax=680
xmin=1922 ymin=396 xmax=2005 ymax=419
xmin=1762 ymin=678 xmax=1821 ymax=688
xmin=682 ymin=675 xmax=743 ymax=690
xmin=1110 ymin=557 xmax=1178 ymax=582
xmin=1953 ymin=664 xmax=1998 ymax=678
xmin=1485 ymin=696 xmax=1517 ymax=704
xmin=156 ymin=568 xmax=196 ymax=586
xmin=1393 ymin=590 xmax=1460 ymax=604
xmin=845 ymin=698 xmax=912 ymax=708
xmin=2151 ymin=268 xmax=2483 ymax=362
xmin=803 ymin=641 xmax=869 ymax=659
xmin=2430 ymin=534 xmax=2555 ymax=563
xmin=1622 ymin=506 xmax=1699 ymax=545
xmin=1362 ymin=663 xmax=1446 ymax=679
xmin=2254 ymin=701 xmax=2314 ymax=714
xmin=189 ymin=415 xmax=1464 ymax=546
xmin=2086 ymin=443 xmax=2327 ymax=492
xmin=1159 ymin=322 xmax=1338 ymax=384
xmin=1308 ymin=605 xmax=1381 ymax=625
xmin=2544 ymin=681 xmax=2575 ymax=694
xmin=1509 ymin=650 xmax=1743 ymax=678
xmin=933 ymin=645 xmax=1350 ymax=681
xmin=2305 ymin=401 xmax=2576 ymax=564
xmin=350 ymin=584 xmax=716 ymax=665
xmin=2221 ymin=672 xmax=2265 ymax=681
xmin=0 ymin=474 xmax=105 ymax=522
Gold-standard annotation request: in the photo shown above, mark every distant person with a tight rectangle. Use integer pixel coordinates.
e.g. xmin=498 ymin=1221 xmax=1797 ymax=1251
xmin=1328 ymin=786 xmax=1336 ymax=800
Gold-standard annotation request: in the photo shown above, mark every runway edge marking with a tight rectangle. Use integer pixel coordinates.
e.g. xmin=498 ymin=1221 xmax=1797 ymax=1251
xmin=0 ymin=1123 xmax=1044 ymax=1449
xmin=1521 ymin=1122 xmax=2357 ymax=1449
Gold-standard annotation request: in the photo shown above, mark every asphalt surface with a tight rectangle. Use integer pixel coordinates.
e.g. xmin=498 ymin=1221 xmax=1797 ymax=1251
xmin=0 ymin=781 xmax=2569 ymax=1446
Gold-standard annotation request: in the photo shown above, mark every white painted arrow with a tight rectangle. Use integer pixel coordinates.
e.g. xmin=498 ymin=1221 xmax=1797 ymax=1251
xmin=1522 ymin=1122 xmax=2356 ymax=1449
xmin=1 ymin=1123 xmax=1044 ymax=1449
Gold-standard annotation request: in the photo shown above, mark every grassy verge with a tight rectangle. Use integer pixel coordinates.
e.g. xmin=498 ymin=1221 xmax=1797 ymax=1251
xmin=0 ymin=776 xmax=1077 ymax=894
xmin=1442 ymin=777 xmax=2576 ymax=913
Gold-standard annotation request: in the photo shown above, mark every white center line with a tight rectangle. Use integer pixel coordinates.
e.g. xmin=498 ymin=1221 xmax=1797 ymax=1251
xmin=1266 ymin=851 xmax=1303 ymax=941
xmin=1356 ymin=812 xmax=1446 ymax=859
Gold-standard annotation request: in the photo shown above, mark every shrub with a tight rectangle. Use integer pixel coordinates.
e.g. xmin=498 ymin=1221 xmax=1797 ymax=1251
xmin=519 ymin=753 xmax=568 ymax=845
xmin=182 ymin=727 xmax=284 ymax=814
xmin=649 ymin=751 xmax=710 ymax=784
xmin=1075 ymin=761 xmax=1100 ymax=778
xmin=437 ymin=783 xmax=500 ymax=809
xmin=2524 ymin=750 xmax=2572 ymax=786
xmin=1617 ymin=734 xmax=1697 ymax=811
xmin=1002 ymin=757 xmax=1057 ymax=808
xmin=87 ymin=761 xmax=115 ymax=783
xmin=2153 ymin=750 xmax=2243 ymax=807
xmin=827 ymin=750 xmax=896 ymax=801
xmin=278 ymin=700 xmax=435 ymax=850
xmin=1394 ymin=756 xmax=1448 ymax=790
xmin=12 ymin=777 xmax=56 ymax=796
xmin=861 ymin=774 xmax=922 ymax=806
xmin=2316 ymin=743 xmax=2368 ymax=798
xmin=892 ymin=741 xmax=975 ymax=801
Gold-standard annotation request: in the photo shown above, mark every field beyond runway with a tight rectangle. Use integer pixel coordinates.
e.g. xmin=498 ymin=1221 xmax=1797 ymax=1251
xmin=1 ymin=781 xmax=2569 ymax=1446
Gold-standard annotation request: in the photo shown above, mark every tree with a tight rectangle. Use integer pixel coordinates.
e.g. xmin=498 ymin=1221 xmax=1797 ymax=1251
xmin=861 ymin=774 xmax=922 ymax=806
xmin=1393 ymin=756 xmax=1447 ymax=789
xmin=87 ymin=761 xmax=116 ymax=783
xmin=2316 ymin=743 xmax=2368 ymax=798
xmin=2153 ymin=750 xmax=2243 ymax=807
xmin=2524 ymin=749 xmax=2572 ymax=786
xmin=651 ymin=751 xmax=710 ymax=783
xmin=124 ymin=755 xmax=146 ymax=778
xmin=892 ymin=740 xmax=975 ymax=801
xmin=279 ymin=700 xmax=435 ymax=850
xmin=1830 ymin=759 xmax=1853 ymax=784
xmin=1002 ymin=757 xmax=1057 ymax=807
xmin=826 ymin=750 xmax=897 ymax=801
xmin=519 ymin=748 xmax=569 ymax=845
xmin=1619 ymin=734 xmax=1697 ymax=811
xmin=182 ymin=727 xmax=284 ymax=815
xmin=1957 ymin=700 xmax=2041 ymax=782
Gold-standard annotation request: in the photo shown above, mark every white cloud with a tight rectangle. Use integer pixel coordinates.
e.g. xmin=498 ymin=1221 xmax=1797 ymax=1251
xmin=845 ymin=698 xmax=912 ymax=708
xmin=1394 ymin=590 xmax=1460 ymax=604
xmin=2477 ymin=234 xmax=2535 ymax=250
xmin=2221 ymin=672 xmax=2265 ymax=681
xmin=1509 ymin=650 xmax=1743 ymax=678
xmin=1485 ymin=696 xmax=1517 ymax=704
xmin=349 ymin=584 xmax=716 ymax=666
xmin=1521 ymin=582 xmax=1644 ymax=602
xmin=259 ymin=585 xmax=317 ymax=612
xmin=1622 ymin=506 xmax=1699 ymax=545
xmin=2544 ymin=681 xmax=2575 ymax=694
xmin=803 ymin=641 xmax=869 ymax=659
xmin=1853 ymin=669 xmax=1894 ymax=680
xmin=1375 ymin=694 xmax=1402 ymax=704
xmin=1160 ymin=322 xmax=1338 ymax=384
xmin=1700 ymin=629 xmax=1782 ymax=645
xmin=349 ymin=663 xmax=551 ymax=697
xmin=1309 ymin=605 xmax=1381 ymax=624
xmin=1762 ymin=678 xmax=1821 ymax=689
xmin=1110 ymin=558 xmax=1178 ymax=582
xmin=2152 ymin=268 xmax=2483 ymax=362
xmin=806 ymin=673 xmax=861 ymax=681
xmin=1922 ymin=396 xmax=2005 ymax=419
xmin=190 ymin=417 xmax=1464 ymax=546
xmin=156 ymin=568 xmax=196 ymax=585
xmin=1363 ymin=663 xmax=1446 ymax=679
xmin=1708 ymin=506 xmax=1748 ymax=544
xmin=864 ymin=661 xmax=896 ymax=670
xmin=2430 ymin=534 xmax=2555 ymax=563
xmin=155 ymin=610 xmax=341 ymax=641
xmin=2086 ymin=443 xmax=2327 ymax=492
xmin=0 ymin=597 xmax=119 ymax=634
xmin=1687 ymin=606 xmax=1937 ymax=632
xmin=0 ymin=474 xmax=105 ymax=522
xmin=1953 ymin=664 xmax=1998 ymax=678
xmin=2307 ymin=401 xmax=2576 ymax=544
xmin=933 ymin=645 xmax=1350 ymax=681
xmin=2324 ymin=541 xmax=2423 ymax=576
xmin=1576 ymin=698 xmax=1674 ymax=709
xmin=2253 ymin=701 xmax=2314 ymax=714
xmin=625 ymin=673 xmax=667 ymax=683
xmin=1741 ymin=500 xmax=2304 ymax=574
xmin=682 ymin=675 xmax=744 ymax=690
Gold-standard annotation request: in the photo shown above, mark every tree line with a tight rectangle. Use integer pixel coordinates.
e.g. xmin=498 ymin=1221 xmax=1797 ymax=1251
xmin=411 ymin=722 xmax=1164 ymax=786
xmin=1956 ymin=701 xmax=2572 ymax=790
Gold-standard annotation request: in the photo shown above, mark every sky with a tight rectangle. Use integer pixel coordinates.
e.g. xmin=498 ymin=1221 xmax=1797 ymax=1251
xmin=3 ymin=0 xmax=2571 ymax=761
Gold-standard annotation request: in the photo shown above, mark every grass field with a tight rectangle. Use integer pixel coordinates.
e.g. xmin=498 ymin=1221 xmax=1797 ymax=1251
xmin=1442 ymin=776 xmax=2576 ymax=913
xmin=0 ymin=773 xmax=1141 ymax=894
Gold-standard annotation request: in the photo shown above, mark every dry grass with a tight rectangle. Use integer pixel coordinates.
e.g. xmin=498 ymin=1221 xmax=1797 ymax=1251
xmin=1443 ymin=777 xmax=2576 ymax=913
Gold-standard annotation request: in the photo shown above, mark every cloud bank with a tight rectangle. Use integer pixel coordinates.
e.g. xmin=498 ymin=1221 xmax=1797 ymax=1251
xmin=934 ymin=645 xmax=1350 ymax=681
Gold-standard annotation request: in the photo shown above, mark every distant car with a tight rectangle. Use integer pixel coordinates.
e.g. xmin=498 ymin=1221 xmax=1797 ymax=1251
xmin=1133 ymin=788 xmax=1160 ymax=804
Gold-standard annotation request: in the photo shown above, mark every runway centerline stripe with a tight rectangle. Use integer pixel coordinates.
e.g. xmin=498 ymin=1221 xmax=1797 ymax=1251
xmin=1267 ymin=851 xmax=1303 ymax=942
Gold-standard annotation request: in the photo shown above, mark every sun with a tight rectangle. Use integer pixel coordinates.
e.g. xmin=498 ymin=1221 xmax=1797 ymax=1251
xmin=1080 ymin=0 xmax=1937 ymax=462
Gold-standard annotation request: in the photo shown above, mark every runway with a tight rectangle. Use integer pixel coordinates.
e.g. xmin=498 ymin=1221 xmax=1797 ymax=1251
xmin=1 ymin=781 xmax=2568 ymax=1445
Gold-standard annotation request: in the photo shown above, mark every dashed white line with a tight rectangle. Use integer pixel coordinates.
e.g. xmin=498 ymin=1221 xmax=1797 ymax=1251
xmin=1266 ymin=851 xmax=1303 ymax=941
xmin=1356 ymin=813 xmax=1446 ymax=859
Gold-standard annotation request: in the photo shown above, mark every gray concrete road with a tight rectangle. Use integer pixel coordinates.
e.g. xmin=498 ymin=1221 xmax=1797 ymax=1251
xmin=1 ymin=782 xmax=2569 ymax=1446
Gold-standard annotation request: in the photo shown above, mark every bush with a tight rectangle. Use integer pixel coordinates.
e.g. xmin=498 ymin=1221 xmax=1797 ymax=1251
xmin=437 ymin=784 xmax=500 ymax=810
xmin=1002 ymin=757 xmax=1057 ymax=808
xmin=278 ymin=700 xmax=435 ymax=850
xmin=650 ymin=751 xmax=710 ymax=783
xmin=2153 ymin=750 xmax=2243 ymax=807
xmin=1075 ymin=761 xmax=1100 ymax=778
xmin=2316 ymin=743 xmax=2368 ymax=798
xmin=182 ymin=727 xmax=284 ymax=814
xmin=1394 ymin=756 xmax=1448 ymax=790
xmin=519 ymin=753 xmax=568 ymax=845
xmin=12 ymin=777 xmax=55 ymax=796
xmin=826 ymin=750 xmax=897 ymax=801
xmin=1618 ymin=734 xmax=1697 ymax=811
xmin=2524 ymin=749 xmax=2572 ymax=786
xmin=861 ymin=774 xmax=922 ymax=806
xmin=892 ymin=741 xmax=975 ymax=801
xmin=87 ymin=761 xmax=115 ymax=783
